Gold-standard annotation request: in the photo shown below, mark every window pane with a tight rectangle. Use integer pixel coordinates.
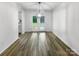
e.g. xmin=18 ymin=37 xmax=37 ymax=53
xmin=33 ymin=16 xmax=37 ymax=23
xmin=40 ymin=16 xmax=44 ymax=23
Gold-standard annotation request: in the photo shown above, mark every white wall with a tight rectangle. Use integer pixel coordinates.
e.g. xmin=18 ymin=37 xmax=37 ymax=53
xmin=0 ymin=3 xmax=18 ymax=53
xmin=52 ymin=3 xmax=69 ymax=47
xmin=66 ymin=3 xmax=79 ymax=54
xmin=52 ymin=3 xmax=79 ymax=54
xmin=23 ymin=9 xmax=52 ymax=32
xmin=22 ymin=10 xmax=25 ymax=33
xmin=53 ymin=6 xmax=66 ymax=33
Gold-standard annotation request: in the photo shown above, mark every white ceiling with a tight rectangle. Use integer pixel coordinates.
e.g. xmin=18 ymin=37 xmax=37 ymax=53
xmin=17 ymin=2 xmax=62 ymax=11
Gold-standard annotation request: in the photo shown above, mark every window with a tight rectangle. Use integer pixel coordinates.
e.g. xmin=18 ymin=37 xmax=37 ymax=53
xmin=32 ymin=16 xmax=38 ymax=30
xmin=40 ymin=16 xmax=45 ymax=30
xmin=33 ymin=16 xmax=37 ymax=23
xmin=40 ymin=16 xmax=45 ymax=23
xmin=32 ymin=16 xmax=45 ymax=31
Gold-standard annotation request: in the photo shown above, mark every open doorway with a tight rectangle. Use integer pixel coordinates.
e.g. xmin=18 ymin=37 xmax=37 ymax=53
xmin=18 ymin=10 xmax=22 ymax=37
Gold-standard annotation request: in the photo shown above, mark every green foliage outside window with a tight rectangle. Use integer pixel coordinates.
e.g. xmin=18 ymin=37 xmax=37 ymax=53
xmin=33 ymin=16 xmax=37 ymax=23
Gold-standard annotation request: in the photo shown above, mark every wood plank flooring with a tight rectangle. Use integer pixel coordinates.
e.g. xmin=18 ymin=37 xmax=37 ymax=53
xmin=0 ymin=32 xmax=78 ymax=56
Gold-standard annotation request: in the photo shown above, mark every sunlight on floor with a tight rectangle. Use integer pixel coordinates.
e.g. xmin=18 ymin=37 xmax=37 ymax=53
xmin=39 ymin=32 xmax=46 ymax=42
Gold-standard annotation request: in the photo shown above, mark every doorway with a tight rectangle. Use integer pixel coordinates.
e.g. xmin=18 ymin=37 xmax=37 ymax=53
xmin=18 ymin=10 xmax=22 ymax=36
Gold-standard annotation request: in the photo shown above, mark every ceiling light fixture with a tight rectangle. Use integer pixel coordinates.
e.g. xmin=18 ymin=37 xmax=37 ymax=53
xmin=38 ymin=13 xmax=42 ymax=17
xmin=37 ymin=2 xmax=42 ymax=18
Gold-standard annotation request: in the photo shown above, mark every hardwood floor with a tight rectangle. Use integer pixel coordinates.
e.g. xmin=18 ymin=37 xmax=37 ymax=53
xmin=0 ymin=32 xmax=78 ymax=56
